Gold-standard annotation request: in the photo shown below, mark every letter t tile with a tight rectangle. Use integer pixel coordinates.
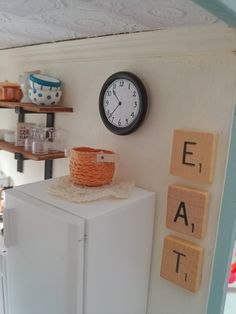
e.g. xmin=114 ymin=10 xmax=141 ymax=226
xmin=160 ymin=235 xmax=204 ymax=292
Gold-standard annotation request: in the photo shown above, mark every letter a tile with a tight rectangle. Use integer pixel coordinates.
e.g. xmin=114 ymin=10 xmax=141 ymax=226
xmin=160 ymin=235 xmax=204 ymax=292
xmin=166 ymin=184 xmax=209 ymax=239
xmin=170 ymin=129 xmax=217 ymax=183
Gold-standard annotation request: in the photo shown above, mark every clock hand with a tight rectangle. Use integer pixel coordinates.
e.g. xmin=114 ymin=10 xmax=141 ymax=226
xmin=108 ymin=90 xmax=122 ymax=118
xmin=112 ymin=90 xmax=121 ymax=104
xmin=109 ymin=102 xmax=122 ymax=118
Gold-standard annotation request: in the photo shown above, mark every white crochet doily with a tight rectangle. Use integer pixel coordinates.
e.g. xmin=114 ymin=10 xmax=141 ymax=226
xmin=48 ymin=176 xmax=135 ymax=203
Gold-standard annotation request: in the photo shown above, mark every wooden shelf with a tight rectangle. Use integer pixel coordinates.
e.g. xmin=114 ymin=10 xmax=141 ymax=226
xmin=0 ymin=140 xmax=66 ymax=161
xmin=0 ymin=101 xmax=73 ymax=113
xmin=0 ymin=99 xmax=73 ymax=178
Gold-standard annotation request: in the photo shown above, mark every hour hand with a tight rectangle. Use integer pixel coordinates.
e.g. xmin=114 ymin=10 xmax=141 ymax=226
xmin=112 ymin=90 xmax=121 ymax=105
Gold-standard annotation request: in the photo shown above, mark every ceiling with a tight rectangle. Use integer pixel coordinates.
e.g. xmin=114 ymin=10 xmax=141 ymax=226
xmin=0 ymin=0 xmax=223 ymax=50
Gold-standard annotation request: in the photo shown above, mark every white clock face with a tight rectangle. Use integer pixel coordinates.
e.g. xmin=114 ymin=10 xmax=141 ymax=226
xmin=103 ymin=78 xmax=140 ymax=128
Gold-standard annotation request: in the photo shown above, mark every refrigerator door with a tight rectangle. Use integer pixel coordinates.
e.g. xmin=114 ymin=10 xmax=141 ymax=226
xmin=0 ymin=249 xmax=7 ymax=314
xmin=4 ymin=190 xmax=84 ymax=314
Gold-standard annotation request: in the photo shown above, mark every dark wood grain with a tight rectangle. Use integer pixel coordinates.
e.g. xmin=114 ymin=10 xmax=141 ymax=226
xmin=0 ymin=101 xmax=73 ymax=113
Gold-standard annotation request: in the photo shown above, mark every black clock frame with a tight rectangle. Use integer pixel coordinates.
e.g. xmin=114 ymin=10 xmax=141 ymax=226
xmin=99 ymin=71 xmax=148 ymax=135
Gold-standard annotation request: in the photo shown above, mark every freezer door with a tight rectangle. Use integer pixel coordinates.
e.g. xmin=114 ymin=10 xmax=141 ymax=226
xmin=4 ymin=190 xmax=84 ymax=314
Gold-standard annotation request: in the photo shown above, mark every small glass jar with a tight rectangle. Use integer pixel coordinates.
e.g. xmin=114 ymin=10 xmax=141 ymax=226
xmin=45 ymin=127 xmax=65 ymax=152
xmin=24 ymin=126 xmax=34 ymax=151
xmin=32 ymin=127 xmax=48 ymax=154
xmin=46 ymin=127 xmax=58 ymax=151
xmin=4 ymin=130 xmax=15 ymax=143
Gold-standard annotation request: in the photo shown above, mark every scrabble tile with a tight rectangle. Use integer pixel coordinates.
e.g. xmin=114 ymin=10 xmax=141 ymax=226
xmin=166 ymin=184 xmax=209 ymax=239
xmin=170 ymin=129 xmax=217 ymax=183
xmin=160 ymin=235 xmax=204 ymax=292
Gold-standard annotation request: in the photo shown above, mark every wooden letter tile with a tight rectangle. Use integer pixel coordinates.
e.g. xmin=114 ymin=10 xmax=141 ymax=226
xmin=166 ymin=184 xmax=209 ymax=239
xmin=160 ymin=235 xmax=204 ymax=292
xmin=170 ymin=129 xmax=217 ymax=183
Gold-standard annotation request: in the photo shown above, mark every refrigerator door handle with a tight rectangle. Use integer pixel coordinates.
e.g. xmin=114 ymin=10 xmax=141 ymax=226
xmin=3 ymin=208 xmax=15 ymax=248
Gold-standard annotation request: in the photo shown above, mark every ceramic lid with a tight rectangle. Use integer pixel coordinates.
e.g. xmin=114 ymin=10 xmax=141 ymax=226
xmin=29 ymin=74 xmax=62 ymax=88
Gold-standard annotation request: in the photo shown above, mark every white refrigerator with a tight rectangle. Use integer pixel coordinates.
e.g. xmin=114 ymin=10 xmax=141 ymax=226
xmin=2 ymin=178 xmax=155 ymax=314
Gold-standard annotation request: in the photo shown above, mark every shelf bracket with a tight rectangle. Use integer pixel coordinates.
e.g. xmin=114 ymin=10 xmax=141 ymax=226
xmin=14 ymin=109 xmax=56 ymax=180
xmin=15 ymin=108 xmax=25 ymax=171
xmin=14 ymin=153 xmax=28 ymax=173
xmin=44 ymin=113 xmax=55 ymax=180
xmin=15 ymin=106 xmax=25 ymax=123
xmin=46 ymin=113 xmax=55 ymax=128
xmin=44 ymin=160 xmax=53 ymax=180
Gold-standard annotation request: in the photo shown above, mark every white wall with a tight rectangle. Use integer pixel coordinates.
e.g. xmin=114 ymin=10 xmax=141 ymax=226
xmin=1 ymin=25 xmax=236 ymax=314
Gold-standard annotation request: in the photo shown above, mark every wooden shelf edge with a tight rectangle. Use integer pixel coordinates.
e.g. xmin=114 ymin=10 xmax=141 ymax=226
xmin=0 ymin=101 xmax=73 ymax=113
xmin=0 ymin=140 xmax=66 ymax=161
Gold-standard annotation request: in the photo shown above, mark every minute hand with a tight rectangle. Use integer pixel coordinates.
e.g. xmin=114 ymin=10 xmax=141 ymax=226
xmin=109 ymin=102 xmax=122 ymax=118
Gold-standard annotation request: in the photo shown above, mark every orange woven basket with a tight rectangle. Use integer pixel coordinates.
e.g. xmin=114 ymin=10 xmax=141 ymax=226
xmin=69 ymin=147 xmax=116 ymax=187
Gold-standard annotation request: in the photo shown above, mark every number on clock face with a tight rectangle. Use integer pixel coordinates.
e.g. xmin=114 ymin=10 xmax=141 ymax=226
xmin=103 ymin=79 xmax=140 ymax=128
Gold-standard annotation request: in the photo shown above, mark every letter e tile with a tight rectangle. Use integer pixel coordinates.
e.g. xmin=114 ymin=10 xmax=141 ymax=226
xmin=170 ymin=129 xmax=217 ymax=183
xmin=160 ymin=235 xmax=204 ymax=292
xmin=166 ymin=184 xmax=209 ymax=239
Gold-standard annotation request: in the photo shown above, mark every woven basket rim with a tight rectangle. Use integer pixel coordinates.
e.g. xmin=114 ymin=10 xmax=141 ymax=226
xmin=71 ymin=147 xmax=114 ymax=154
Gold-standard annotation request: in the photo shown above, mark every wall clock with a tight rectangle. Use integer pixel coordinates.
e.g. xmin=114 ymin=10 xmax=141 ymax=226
xmin=99 ymin=71 xmax=148 ymax=135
